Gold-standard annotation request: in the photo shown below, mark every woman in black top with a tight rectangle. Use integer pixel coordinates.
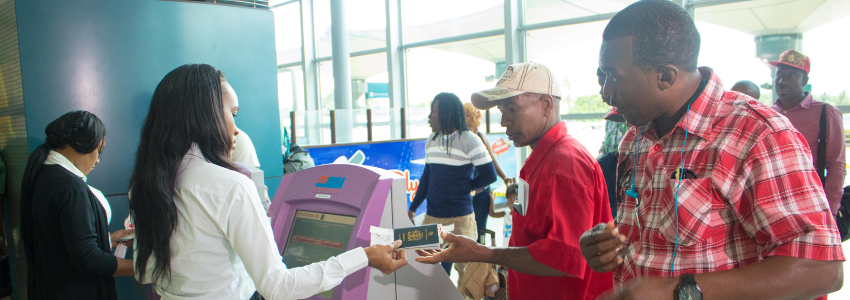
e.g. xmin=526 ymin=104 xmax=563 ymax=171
xmin=21 ymin=111 xmax=134 ymax=300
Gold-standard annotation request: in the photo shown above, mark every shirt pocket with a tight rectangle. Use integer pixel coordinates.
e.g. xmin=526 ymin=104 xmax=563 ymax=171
xmin=658 ymin=178 xmax=713 ymax=247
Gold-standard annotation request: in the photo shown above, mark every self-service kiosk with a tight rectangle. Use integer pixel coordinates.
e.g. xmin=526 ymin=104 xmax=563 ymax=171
xmin=269 ymin=163 xmax=465 ymax=300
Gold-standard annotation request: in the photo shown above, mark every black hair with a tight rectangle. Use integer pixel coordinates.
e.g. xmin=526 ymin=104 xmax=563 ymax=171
xmin=130 ymin=64 xmax=239 ymax=290
xmin=21 ymin=111 xmax=106 ymax=262
xmin=603 ymin=0 xmax=700 ymax=72
xmin=505 ymin=184 xmax=518 ymax=197
xmin=430 ymin=93 xmax=470 ymax=154
xmin=431 ymin=92 xmax=469 ymax=138
xmin=733 ymin=80 xmax=760 ymax=91
xmin=731 ymin=80 xmax=761 ymax=99
xmin=734 ymin=80 xmax=758 ymax=88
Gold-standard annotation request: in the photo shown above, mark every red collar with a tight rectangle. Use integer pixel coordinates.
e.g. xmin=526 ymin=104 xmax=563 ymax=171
xmin=521 ymin=121 xmax=567 ymax=179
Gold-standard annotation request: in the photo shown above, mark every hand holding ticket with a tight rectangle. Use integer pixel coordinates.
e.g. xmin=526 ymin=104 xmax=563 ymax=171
xmin=117 ymin=233 xmax=135 ymax=242
xmin=371 ymin=224 xmax=453 ymax=250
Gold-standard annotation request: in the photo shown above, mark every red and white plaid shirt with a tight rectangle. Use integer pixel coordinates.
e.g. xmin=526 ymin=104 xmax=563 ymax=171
xmin=613 ymin=67 xmax=845 ymax=284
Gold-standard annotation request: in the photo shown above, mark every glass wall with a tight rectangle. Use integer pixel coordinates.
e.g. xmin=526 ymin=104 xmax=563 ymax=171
xmin=272 ymin=0 xmax=850 ymax=148
xmin=406 ymin=35 xmax=504 ymax=138
xmin=406 ymin=35 xmax=504 ymax=108
xmin=402 ymin=0 xmax=503 ymax=43
xmin=524 ymin=0 xmax=636 ymax=25
xmin=526 ymin=20 xmax=609 ymax=115
xmin=278 ymin=66 xmax=304 ymax=144
xmin=318 ymin=60 xmax=335 ymax=110
xmin=804 ymin=16 xmax=850 ymax=106
xmin=272 ymin=2 xmax=302 ymax=64
xmin=694 ymin=20 xmax=773 ymax=103
xmin=314 ymin=0 xmax=387 ymax=58
xmin=351 ymin=52 xmax=389 ymax=109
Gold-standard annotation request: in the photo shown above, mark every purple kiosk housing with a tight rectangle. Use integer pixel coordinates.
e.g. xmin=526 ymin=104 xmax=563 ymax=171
xmin=269 ymin=163 xmax=464 ymax=300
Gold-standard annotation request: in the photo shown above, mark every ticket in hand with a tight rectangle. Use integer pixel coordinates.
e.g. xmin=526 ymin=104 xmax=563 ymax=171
xmin=117 ymin=233 xmax=135 ymax=242
xmin=370 ymin=224 xmax=449 ymax=250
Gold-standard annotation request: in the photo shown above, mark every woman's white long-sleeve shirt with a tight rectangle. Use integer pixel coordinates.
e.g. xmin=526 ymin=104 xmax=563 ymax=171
xmin=134 ymin=144 xmax=368 ymax=300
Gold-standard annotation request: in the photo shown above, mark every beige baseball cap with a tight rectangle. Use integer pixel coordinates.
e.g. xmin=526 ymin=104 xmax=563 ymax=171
xmin=471 ymin=61 xmax=561 ymax=109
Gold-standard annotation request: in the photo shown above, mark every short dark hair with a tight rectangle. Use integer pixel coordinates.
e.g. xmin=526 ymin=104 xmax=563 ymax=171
xmin=731 ymin=80 xmax=761 ymax=99
xmin=505 ymin=184 xmax=518 ymax=197
xmin=733 ymin=80 xmax=759 ymax=89
xmin=603 ymin=0 xmax=700 ymax=72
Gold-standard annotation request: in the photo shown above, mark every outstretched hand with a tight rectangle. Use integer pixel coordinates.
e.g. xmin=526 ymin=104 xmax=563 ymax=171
xmin=414 ymin=231 xmax=488 ymax=264
xmin=365 ymin=240 xmax=409 ymax=274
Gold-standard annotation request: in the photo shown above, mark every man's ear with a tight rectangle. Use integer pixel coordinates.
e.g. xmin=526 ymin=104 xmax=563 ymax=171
xmin=539 ymin=94 xmax=555 ymax=117
xmin=802 ymin=73 xmax=809 ymax=87
xmin=657 ymin=65 xmax=679 ymax=91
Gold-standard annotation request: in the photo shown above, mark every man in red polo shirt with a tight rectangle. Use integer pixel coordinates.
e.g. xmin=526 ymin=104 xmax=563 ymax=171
xmin=415 ymin=61 xmax=614 ymax=300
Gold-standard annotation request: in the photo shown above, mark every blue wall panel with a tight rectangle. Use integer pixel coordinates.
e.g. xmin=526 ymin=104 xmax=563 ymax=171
xmin=16 ymin=0 xmax=283 ymax=197
xmin=106 ymin=194 xmax=146 ymax=300
xmin=265 ymin=176 xmax=283 ymax=202
xmin=14 ymin=1 xmax=280 ymax=299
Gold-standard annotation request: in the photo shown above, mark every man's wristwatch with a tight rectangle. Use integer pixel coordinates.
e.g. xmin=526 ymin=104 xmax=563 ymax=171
xmin=674 ymin=273 xmax=702 ymax=300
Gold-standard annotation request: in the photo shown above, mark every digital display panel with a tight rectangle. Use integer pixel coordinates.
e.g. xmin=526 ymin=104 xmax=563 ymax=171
xmin=282 ymin=210 xmax=357 ymax=299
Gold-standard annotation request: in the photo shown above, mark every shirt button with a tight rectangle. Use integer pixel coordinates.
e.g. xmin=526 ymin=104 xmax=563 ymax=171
xmin=653 ymin=144 xmax=662 ymax=151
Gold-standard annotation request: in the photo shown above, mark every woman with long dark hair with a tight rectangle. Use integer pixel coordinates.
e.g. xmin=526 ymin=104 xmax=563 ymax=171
xmin=407 ymin=93 xmax=497 ymax=278
xmin=130 ymin=64 xmax=406 ymax=300
xmin=21 ymin=111 xmax=135 ymax=300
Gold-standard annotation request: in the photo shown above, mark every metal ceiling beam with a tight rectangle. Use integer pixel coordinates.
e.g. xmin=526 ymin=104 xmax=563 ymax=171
xmin=519 ymin=12 xmax=617 ymax=32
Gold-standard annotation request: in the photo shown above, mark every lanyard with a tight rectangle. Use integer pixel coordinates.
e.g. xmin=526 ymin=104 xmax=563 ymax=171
xmin=626 ymin=125 xmax=647 ymax=231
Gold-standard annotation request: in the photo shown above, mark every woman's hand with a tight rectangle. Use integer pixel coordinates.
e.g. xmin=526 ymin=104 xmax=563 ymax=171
xmin=364 ymin=240 xmax=408 ymax=274
xmin=503 ymin=177 xmax=516 ymax=186
xmin=110 ymin=229 xmax=134 ymax=249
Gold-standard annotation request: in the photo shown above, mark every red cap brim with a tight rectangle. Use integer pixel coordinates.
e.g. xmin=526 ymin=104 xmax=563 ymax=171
xmin=769 ymin=61 xmax=809 ymax=74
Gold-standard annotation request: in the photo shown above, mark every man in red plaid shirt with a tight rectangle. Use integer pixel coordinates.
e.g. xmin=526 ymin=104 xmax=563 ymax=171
xmin=580 ymin=1 xmax=845 ymax=300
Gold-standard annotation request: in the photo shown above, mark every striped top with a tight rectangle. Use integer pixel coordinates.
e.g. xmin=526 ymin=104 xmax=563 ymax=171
xmin=410 ymin=130 xmax=497 ymax=218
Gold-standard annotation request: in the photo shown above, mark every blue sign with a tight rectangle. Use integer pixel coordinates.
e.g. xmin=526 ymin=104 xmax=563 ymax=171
xmin=366 ymin=83 xmax=389 ymax=99
xmin=307 ymin=132 xmax=517 ymax=216
xmin=316 ymin=176 xmax=345 ymax=189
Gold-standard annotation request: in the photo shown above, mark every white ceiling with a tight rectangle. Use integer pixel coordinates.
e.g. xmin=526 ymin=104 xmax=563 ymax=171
xmin=695 ymin=0 xmax=850 ymax=36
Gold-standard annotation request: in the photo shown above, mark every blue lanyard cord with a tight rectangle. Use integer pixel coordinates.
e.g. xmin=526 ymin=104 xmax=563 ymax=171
xmin=626 ymin=126 xmax=647 ymax=234
xmin=670 ymin=99 xmax=694 ymax=278
xmin=626 ymin=126 xmax=646 ymax=199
